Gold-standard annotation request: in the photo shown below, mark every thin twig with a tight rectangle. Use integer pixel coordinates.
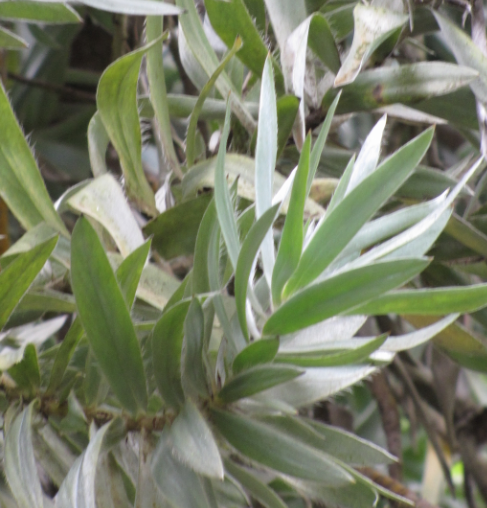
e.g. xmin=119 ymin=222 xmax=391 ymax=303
xmin=7 ymin=72 xmax=96 ymax=103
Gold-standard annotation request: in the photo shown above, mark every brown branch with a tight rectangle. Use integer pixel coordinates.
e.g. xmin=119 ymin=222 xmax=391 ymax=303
xmin=367 ymin=371 xmax=403 ymax=480
xmin=6 ymin=72 xmax=96 ymax=103
xmin=358 ymin=467 xmax=440 ymax=508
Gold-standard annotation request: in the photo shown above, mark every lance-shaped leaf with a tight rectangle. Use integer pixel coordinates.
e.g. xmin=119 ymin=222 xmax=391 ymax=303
xmin=334 ymin=4 xmax=407 ymax=86
xmin=0 ymin=82 xmax=67 ymax=233
xmin=71 ymin=218 xmax=147 ymax=415
xmin=305 ymin=419 xmax=396 ymax=465
xmin=182 ymin=299 xmax=209 ymax=398
xmin=77 ymin=0 xmax=181 ymax=15
xmin=175 ymin=0 xmax=256 ymax=132
xmin=0 ymin=236 xmax=57 ymax=331
xmin=210 ymin=408 xmax=353 ymax=485
xmin=186 ymin=37 xmax=243 ymax=167
xmin=323 ymin=63 xmax=479 ymax=114
xmin=406 ymin=315 xmax=487 ymax=373
xmin=265 ymin=258 xmax=430 ymax=336
xmin=87 ymin=112 xmax=109 ymax=177
xmin=8 ymin=344 xmax=40 ymax=396
xmin=276 ymin=334 xmax=387 ymax=367
xmin=152 ymin=300 xmax=191 ymax=409
xmin=146 ymin=16 xmax=181 ymax=179
xmin=0 ymin=26 xmax=27 ymax=49
xmin=169 ymin=400 xmax=224 ymax=479
xmin=205 ymin=0 xmax=274 ymax=78
xmin=255 ymin=55 xmax=278 ymax=285
xmin=284 ymin=128 xmax=433 ymax=296
xmin=214 ymin=103 xmax=240 ymax=269
xmin=115 ymin=239 xmax=151 ymax=308
xmin=152 ymin=429 xmax=213 ymax=508
xmin=434 ymin=12 xmax=487 ymax=104
xmin=232 ymin=338 xmax=280 ymax=374
xmin=273 ymin=137 xmax=310 ymax=304
xmin=218 ymin=364 xmax=304 ymax=403
xmin=257 ymin=365 xmax=377 ymax=407
xmin=5 ymin=403 xmax=43 ymax=508
xmin=224 ymin=460 xmax=288 ymax=508
xmin=97 ymin=45 xmax=157 ymax=215
xmin=0 ymin=2 xmax=81 ymax=23
xmin=235 ymin=204 xmax=280 ymax=339
xmin=55 ymin=422 xmax=112 ymax=508
xmin=354 ymin=283 xmax=487 ymax=316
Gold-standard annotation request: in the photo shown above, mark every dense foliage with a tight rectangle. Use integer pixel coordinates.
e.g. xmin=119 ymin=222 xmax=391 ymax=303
xmin=2 ymin=1 xmax=487 ymax=507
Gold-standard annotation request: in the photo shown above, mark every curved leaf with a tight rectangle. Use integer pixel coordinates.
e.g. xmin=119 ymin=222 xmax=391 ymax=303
xmin=218 ymin=364 xmax=303 ymax=403
xmin=169 ymin=400 xmax=224 ymax=479
xmin=210 ymin=408 xmax=353 ymax=485
xmin=232 ymin=338 xmax=280 ymax=374
xmin=5 ymin=402 xmax=43 ymax=508
xmin=97 ymin=44 xmax=157 ymax=215
xmin=265 ymin=258 xmax=430 ymax=336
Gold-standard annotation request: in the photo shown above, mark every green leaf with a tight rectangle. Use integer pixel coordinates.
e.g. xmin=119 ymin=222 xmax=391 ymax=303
xmin=0 ymin=2 xmax=81 ymax=23
xmin=218 ymin=364 xmax=303 ymax=403
xmin=353 ymin=283 xmax=487 ymax=316
xmin=276 ymin=334 xmax=387 ymax=367
xmin=205 ymin=0 xmax=271 ymax=78
xmin=46 ymin=318 xmax=84 ymax=396
xmin=334 ymin=4 xmax=407 ymax=86
xmin=263 ymin=0 xmax=307 ymax=54
xmin=224 ymin=460 xmax=288 ymax=508
xmin=87 ymin=112 xmax=109 ymax=177
xmin=210 ymin=408 xmax=353 ymax=484
xmin=71 ymin=218 xmax=147 ymax=415
xmin=272 ymin=136 xmax=310 ymax=304
xmin=182 ymin=299 xmax=209 ymax=399
xmin=309 ymin=421 xmax=396 ymax=466
xmin=186 ymin=36 xmax=243 ymax=167
xmin=0 ymin=26 xmax=27 ymax=49
xmin=116 ymin=239 xmax=151 ymax=309
xmin=308 ymin=13 xmax=341 ymax=74
xmin=0 ymin=82 xmax=67 ymax=233
xmin=151 ymin=429 xmax=213 ymax=508
xmin=434 ymin=12 xmax=487 ymax=104
xmin=284 ymin=128 xmax=434 ymax=295
xmin=323 ymin=63 xmax=478 ymax=114
xmin=445 ymin=213 xmax=487 ymax=258
xmin=406 ymin=315 xmax=487 ymax=373
xmin=68 ymin=174 xmax=145 ymax=257
xmin=255 ymin=55 xmax=278 ymax=285
xmin=235 ymin=204 xmax=280 ymax=339
xmin=56 ymin=422 xmax=112 ymax=507
xmin=8 ymin=344 xmax=40 ymax=395
xmin=169 ymin=400 xmax=224 ymax=479
xmin=152 ymin=300 xmax=191 ymax=409
xmin=175 ymin=0 xmax=256 ymax=132
xmin=265 ymin=258 xmax=430 ymax=335
xmin=97 ymin=44 xmax=157 ymax=215
xmin=193 ymin=200 xmax=217 ymax=294
xmin=276 ymin=96 xmax=300 ymax=158
xmin=308 ymin=91 xmax=342 ymax=194
xmin=0 ymin=236 xmax=57 ymax=331
xmin=146 ymin=16 xmax=181 ymax=179
xmin=5 ymin=402 xmax=43 ymax=508
xmin=144 ymin=194 xmax=212 ymax=260
xmin=78 ymin=0 xmax=182 ymax=15
xmin=232 ymin=338 xmax=280 ymax=374
xmin=214 ymin=103 xmax=240 ymax=269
